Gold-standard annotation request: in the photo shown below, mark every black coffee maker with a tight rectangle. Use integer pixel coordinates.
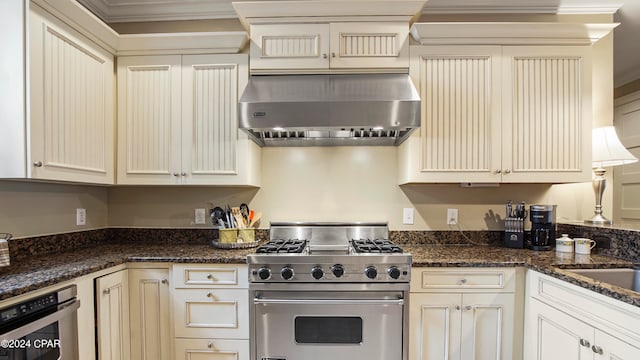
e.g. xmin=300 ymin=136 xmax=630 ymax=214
xmin=529 ymin=205 xmax=557 ymax=251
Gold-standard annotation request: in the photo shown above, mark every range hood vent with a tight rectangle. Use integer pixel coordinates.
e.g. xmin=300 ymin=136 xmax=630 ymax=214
xmin=238 ymin=74 xmax=421 ymax=146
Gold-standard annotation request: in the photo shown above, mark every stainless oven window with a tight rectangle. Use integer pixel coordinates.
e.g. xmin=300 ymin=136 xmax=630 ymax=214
xmin=294 ymin=316 xmax=363 ymax=344
xmin=0 ymin=322 xmax=61 ymax=360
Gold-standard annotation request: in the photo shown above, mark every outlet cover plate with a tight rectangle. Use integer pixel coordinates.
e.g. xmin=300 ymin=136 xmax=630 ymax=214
xmin=403 ymin=208 xmax=414 ymax=225
xmin=195 ymin=208 xmax=206 ymax=225
xmin=447 ymin=208 xmax=458 ymax=225
xmin=76 ymin=208 xmax=86 ymax=226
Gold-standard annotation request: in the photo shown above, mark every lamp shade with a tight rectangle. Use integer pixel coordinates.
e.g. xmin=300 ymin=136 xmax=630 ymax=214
xmin=591 ymin=126 xmax=638 ymax=168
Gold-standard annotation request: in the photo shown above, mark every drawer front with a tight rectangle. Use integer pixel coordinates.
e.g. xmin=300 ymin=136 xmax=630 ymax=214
xmin=173 ymin=264 xmax=248 ymax=288
xmin=411 ymin=268 xmax=516 ymax=292
xmin=174 ymin=338 xmax=249 ymax=360
xmin=174 ymin=288 xmax=248 ymax=339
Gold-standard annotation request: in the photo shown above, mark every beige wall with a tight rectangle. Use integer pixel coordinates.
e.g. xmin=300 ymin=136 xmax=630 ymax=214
xmin=0 ymin=181 xmax=108 ymax=238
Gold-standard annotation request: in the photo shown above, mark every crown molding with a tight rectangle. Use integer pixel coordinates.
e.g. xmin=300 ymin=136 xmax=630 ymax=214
xmin=422 ymin=0 xmax=622 ymax=15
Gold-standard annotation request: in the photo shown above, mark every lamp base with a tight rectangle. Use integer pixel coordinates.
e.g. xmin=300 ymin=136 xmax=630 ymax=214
xmin=584 ymin=214 xmax=612 ymax=225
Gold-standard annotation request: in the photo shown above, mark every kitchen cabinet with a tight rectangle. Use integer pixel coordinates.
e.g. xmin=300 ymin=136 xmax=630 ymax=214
xmin=129 ymin=268 xmax=172 ymax=360
xmin=1 ymin=4 xmax=115 ymax=184
xmin=96 ymin=269 xmax=131 ymax=360
xmin=397 ymin=21 xmax=619 ymax=184
xmin=400 ymin=44 xmax=592 ymax=184
xmin=249 ymin=22 xmax=409 ymax=72
xmin=172 ymin=264 xmax=249 ymax=357
xmin=409 ymin=268 xmax=523 ymax=360
xmin=117 ymin=54 xmax=260 ymax=186
xmin=613 ymin=90 xmax=640 ymax=220
xmin=524 ymin=271 xmax=640 ymax=360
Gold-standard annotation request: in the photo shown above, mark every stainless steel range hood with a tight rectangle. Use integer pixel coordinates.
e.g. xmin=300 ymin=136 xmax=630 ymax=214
xmin=238 ymin=74 xmax=421 ymax=146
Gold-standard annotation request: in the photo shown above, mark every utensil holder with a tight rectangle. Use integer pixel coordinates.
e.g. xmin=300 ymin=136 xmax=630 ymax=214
xmin=237 ymin=228 xmax=255 ymax=243
xmin=219 ymin=229 xmax=238 ymax=244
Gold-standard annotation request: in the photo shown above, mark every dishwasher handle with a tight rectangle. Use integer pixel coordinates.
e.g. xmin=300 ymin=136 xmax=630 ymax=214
xmin=254 ymin=298 xmax=404 ymax=306
xmin=0 ymin=299 xmax=80 ymax=340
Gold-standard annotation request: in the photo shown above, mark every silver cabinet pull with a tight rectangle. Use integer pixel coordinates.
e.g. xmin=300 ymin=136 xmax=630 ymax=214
xmin=464 ymin=305 xmax=472 ymax=311
xmin=322 ymin=53 xmax=328 ymax=59
xmin=459 ymin=279 xmax=467 ymax=284
xmin=161 ymin=279 xmax=168 ymax=284
xmin=207 ymin=342 xmax=213 ymax=349
xmin=495 ymin=169 xmax=502 ymax=174
xmin=206 ymin=292 xmax=213 ymax=298
xmin=33 ymin=161 xmax=43 ymax=167
xmin=331 ymin=52 xmax=336 ymax=58
xmin=455 ymin=305 xmax=461 ymax=310
xmin=173 ymin=172 xmax=179 ymax=177
xmin=181 ymin=172 xmax=186 ymax=176
xmin=207 ymin=273 xmax=213 ymax=280
xmin=103 ymin=288 xmax=110 ymax=295
xmin=579 ymin=339 xmax=590 ymax=347
xmin=591 ymin=345 xmax=603 ymax=355
xmin=504 ymin=169 xmax=512 ymax=174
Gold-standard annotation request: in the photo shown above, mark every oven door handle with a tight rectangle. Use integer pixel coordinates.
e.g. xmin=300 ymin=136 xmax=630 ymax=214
xmin=253 ymin=298 xmax=404 ymax=306
xmin=0 ymin=299 xmax=80 ymax=340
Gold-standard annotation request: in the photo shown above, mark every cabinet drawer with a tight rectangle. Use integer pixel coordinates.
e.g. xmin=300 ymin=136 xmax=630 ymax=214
xmin=173 ymin=288 xmax=248 ymax=339
xmin=411 ymin=268 xmax=516 ymax=292
xmin=172 ymin=264 xmax=248 ymax=288
xmin=174 ymin=338 xmax=248 ymax=360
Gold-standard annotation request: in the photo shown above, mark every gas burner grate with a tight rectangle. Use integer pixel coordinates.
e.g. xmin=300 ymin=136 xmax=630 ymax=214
xmin=256 ymin=239 xmax=307 ymax=253
xmin=351 ymin=239 xmax=403 ymax=253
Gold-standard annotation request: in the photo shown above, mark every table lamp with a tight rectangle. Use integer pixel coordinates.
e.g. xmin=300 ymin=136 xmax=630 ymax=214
xmin=586 ymin=126 xmax=638 ymax=224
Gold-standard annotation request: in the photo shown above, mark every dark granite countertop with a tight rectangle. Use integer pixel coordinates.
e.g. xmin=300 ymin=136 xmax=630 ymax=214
xmin=0 ymin=243 xmax=638 ymax=308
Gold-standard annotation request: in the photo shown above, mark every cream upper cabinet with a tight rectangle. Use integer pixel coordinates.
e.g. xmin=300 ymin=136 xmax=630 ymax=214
xmin=24 ymin=5 xmax=115 ymax=184
xmin=117 ymin=54 xmax=260 ymax=185
xmin=400 ymin=44 xmax=592 ymax=184
xmin=249 ymin=22 xmax=409 ymax=72
xmin=410 ymin=268 xmax=523 ymax=360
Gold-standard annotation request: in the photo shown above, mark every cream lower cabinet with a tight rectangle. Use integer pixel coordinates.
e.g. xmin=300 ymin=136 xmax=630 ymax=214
xmin=128 ymin=268 xmax=172 ymax=360
xmin=96 ymin=269 xmax=131 ymax=360
xmin=5 ymin=4 xmax=115 ymax=184
xmin=400 ymin=43 xmax=592 ymax=184
xmin=117 ymin=54 xmax=260 ymax=186
xmin=524 ymin=271 xmax=640 ymax=360
xmin=172 ymin=264 xmax=249 ymax=360
xmin=409 ymin=268 xmax=523 ymax=360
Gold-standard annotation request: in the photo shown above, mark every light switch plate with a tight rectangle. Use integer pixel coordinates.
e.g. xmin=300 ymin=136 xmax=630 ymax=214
xmin=195 ymin=208 xmax=206 ymax=225
xmin=402 ymin=208 xmax=414 ymax=225
xmin=76 ymin=208 xmax=86 ymax=226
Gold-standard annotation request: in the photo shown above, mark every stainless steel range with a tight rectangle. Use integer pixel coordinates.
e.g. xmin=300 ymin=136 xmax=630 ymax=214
xmin=248 ymin=222 xmax=411 ymax=360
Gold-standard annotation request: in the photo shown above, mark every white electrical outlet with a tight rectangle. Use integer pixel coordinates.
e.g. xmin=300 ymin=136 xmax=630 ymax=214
xmin=447 ymin=208 xmax=458 ymax=225
xmin=195 ymin=208 xmax=206 ymax=225
xmin=76 ymin=208 xmax=86 ymax=226
xmin=402 ymin=208 xmax=414 ymax=225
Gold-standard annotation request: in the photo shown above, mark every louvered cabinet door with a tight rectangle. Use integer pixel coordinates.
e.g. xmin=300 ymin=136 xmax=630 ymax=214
xmin=181 ymin=54 xmax=248 ymax=185
xmin=413 ymin=46 xmax=503 ymax=182
xmin=117 ymin=55 xmax=182 ymax=184
xmin=29 ymin=7 xmax=114 ymax=184
xmin=501 ymin=46 xmax=592 ymax=183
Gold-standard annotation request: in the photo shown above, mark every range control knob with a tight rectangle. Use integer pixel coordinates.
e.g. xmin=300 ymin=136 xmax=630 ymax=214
xmin=388 ymin=266 xmax=401 ymax=280
xmin=257 ymin=267 xmax=271 ymax=280
xmin=365 ymin=266 xmax=378 ymax=279
xmin=311 ymin=266 xmax=324 ymax=280
xmin=331 ymin=264 xmax=345 ymax=278
xmin=281 ymin=266 xmax=295 ymax=280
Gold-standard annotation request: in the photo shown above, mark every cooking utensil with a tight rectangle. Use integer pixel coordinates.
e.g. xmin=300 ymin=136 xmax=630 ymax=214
xmin=240 ymin=203 xmax=250 ymax=223
xmin=249 ymin=212 xmax=261 ymax=228
xmin=232 ymin=207 xmax=245 ymax=229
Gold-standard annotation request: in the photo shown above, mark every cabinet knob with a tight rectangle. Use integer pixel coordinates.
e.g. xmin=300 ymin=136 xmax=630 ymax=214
xmin=331 ymin=52 xmax=336 ymax=58
xmin=207 ymin=273 xmax=213 ymax=280
xmin=173 ymin=172 xmax=179 ymax=177
xmin=495 ymin=169 xmax=502 ymax=174
xmin=161 ymin=278 xmax=168 ymax=285
xmin=464 ymin=305 xmax=472 ymax=311
xmin=455 ymin=305 xmax=461 ymax=310
xmin=103 ymin=288 xmax=110 ymax=295
xmin=459 ymin=279 xmax=467 ymax=284
xmin=33 ymin=161 xmax=43 ymax=167
xmin=579 ymin=339 xmax=590 ymax=347
xmin=207 ymin=342 xmax=213 ymax=349
xmin=591 ymin=345 xmax=603 ymax=355
xmin=206 ymin=292 xmax=213 ymax=298
xmin=322 ymin=53 xmax=328 ymax=59
xmin=504 ymin=169 xmax=512 ymax=174
xmin=181 ymin=172 xmax=186 ymax=177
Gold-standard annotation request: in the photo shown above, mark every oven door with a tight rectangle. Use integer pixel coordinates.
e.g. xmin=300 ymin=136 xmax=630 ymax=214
xmin=0 ymin=299 xmax=79 ymax=360
xmin=253 ymin=289 xmax=404 ymax=360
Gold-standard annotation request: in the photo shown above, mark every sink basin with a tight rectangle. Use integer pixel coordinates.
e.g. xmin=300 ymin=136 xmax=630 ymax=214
xmin=566 ymin=268 xmax=640 ymax=292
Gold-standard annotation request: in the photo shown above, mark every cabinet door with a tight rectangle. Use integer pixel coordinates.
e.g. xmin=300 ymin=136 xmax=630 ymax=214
xmin=181 ymin=54 xmax=249 ymax=185
xmin=523 ymin=298 xmax=591 ymax=360
xmin=174 ymin=339 xmax=249 ymax=360
xmin=501 ymin=46 xmax=592 ymax=183
xmin=409 ymin=293 xmax=462 ymax=360
xmin=596 ymin=330 xmax=640 ymax=360
xmin=406 ymin=46 xmax=503 ymax=183
xmin=29 ymin=7 xmax=114 ymax=184
xmin=117 ymin=55 xmax=182 ymax=184
xmin=250 ymin=24 xmax=330 ymax=71
xmin=96 ymin=270 xmax=131 ymax=360
xmin=329 ymin=22 xmax=409 ymax=69
xmin=460 ymin=293 xmax=515 ymax=360
xmin=129 ymin=269 xmax=171 ymax=360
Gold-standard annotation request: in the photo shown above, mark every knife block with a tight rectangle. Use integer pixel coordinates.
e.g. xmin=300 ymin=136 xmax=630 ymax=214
xmin=504 ymin=218 xmax=525 ymax=248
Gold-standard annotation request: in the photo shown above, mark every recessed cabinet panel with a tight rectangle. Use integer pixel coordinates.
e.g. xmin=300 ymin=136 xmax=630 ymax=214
xmin=250 ymin=24 xmax=330 ymax=70
xmin=172 ymin=264 xmax=246 ymax=288
xmin=174 ymin=339 xmax=249 ymax=360
xmin=410 ymin=293 xmax=461 ymax=360
xmin=461 ymin=294 xmax=513 ymax=360
xmin=174 ymin=289 xmax=248 ymax=338
xmin=329 ymin=22 xmax=409 ymax=69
